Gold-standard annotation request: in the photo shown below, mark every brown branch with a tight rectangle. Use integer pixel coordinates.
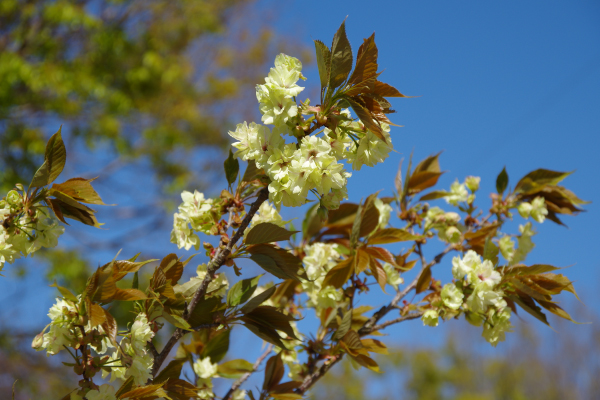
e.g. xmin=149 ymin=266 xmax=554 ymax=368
xmin=152 ymin=187 xmax=269 ymax=377
xmin=370 ymin=312 xmax=424 ymax=332
xmin=222 ymin=344 xmax=274 ymax=400
xmin=298 ymin=354 xmax=344 ymax=394
xmin=359 ymin=244 xmax=453 ymax=335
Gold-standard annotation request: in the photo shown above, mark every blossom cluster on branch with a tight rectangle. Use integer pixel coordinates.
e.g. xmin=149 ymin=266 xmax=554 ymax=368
xmin=0 ymin=21 xmax=587 ymax=400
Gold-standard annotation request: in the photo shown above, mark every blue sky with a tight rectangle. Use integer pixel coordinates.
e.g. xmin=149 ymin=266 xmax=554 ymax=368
xmin=2 ymin=0 xmax=599 ymax=393
xmin=272 ymin=0 xmax=600 ymax=349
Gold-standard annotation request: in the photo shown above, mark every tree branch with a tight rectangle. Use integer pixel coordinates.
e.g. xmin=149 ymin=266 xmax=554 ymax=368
xmin=222 ymin=344 xmax=274 ymax=400
xmin=359 ymin=244 xmax=453 ymax=335
xmin=152 ymin=187 xmax=269 ymax=377
xmin=370 ymin=312 xmax=424 ymax=332
xmin=298 ymin=354 xmax=344 ymax=394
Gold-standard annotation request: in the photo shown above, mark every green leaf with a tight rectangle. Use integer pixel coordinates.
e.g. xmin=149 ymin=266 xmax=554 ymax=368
xmin=245 ymin=223 xmax=297 ymax=245
xmin=515 ymin=169 xmax=573 ymax=194
xmin=348 ymin=33 xmax=378 ymax=88
xmin=187 ymin=296 xmax=225 ymax=327
xmin=162 ymin=311 xmax=192 ymax=330
xmin=314 ymin=39 xmax=332 ymax=90
xmin=243 ymin=320 xmax=286 ymax=348
xmin=496 ymin=166 xmax=509 ymax=195
xmin=132 ymin=271 xmax=139 ymax=290
xmin=50 ymin=177 xmax=106 ymax=205
xmin=88 ymin=303 xmax=107 ymax=327
xmin=120 ymin=384 xmax=168 ymax=400
xmin=367 ymin=228 xmax=418 ymax=245
xmin=302 ymin=202 xmax=325 ymax=240
xmin=483 ymin=237 xmax=499 ymax=265
xmin=218 ymin=359 xmax=255 ymax=379
xmin=243 ymin=306 xmax=299 ymax=340
xmin=415 ymin=266 xmax=432 ymax=294
xmin=46 ymin=195 xmax=101 ymax=227
xmin=504 ymin=264 xmax=561 ymax=277
xmin=158 ymin=253 xmax=185 ymax=285
xmin=263 ymin=354 xmax=284 ymax=391
xmin=369 ymin=257 xmax=387 ymax=292
xmin=350 ymin=202 xmax=363 ymax=248
xmin=419 ymin=190 xmax=448 ymax=201
xmin=30 ymin=126 xmax=67 ymax=188
xmin=408 ymin=171 xmax=445 ymax=194
xmin=49 ymin=281 xmax=77 ymax=301
xmin=248 ymin=244 xmax=305 ymax=281
xmin=224 ymin=147 xmax=240 ymax=186
xmin=227 ymin=275 xmax=261 ymax=307
xmin=509 ymin=293 xmax=549 ymax=326
xmin=346 ymin=97 xmax=385 ymax=142
xmin=322 ymin=257 xmax=354 ymax=289
xmin=112 ymin=288 xmax=147 ymax=301
xmin=240 ymin=285 xmax=277 ymax=314
xmin=163 ymin=379 xmax=201 ymax=398
xmin=154 ymin=359 xmax=186 ymax=384
xmin=201 ymin=329 xmax=230 ymax=363
xmin=359 ymin=193 xmax=380 ymax=238
xmin=537 ymin=299 xmax=584 ymax=324
xmin=328 ymin=20 xmax=353 ymax=90
xmin=334 ymin=308 xmax=353 ymax=340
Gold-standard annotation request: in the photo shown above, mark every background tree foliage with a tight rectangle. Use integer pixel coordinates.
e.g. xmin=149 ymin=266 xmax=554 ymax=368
xmin=0 ymin=0 xmax=308 ymax=193
xmin=312 ymin=318 xmax=600 ymax=400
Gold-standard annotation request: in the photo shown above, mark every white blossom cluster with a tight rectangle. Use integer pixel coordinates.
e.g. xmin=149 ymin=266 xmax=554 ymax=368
xmin=35 ymin=297 xmax=80 ymax=355
xmin=228 ymin=54 xmax=393 ymax=210
xmin=171 ymin=190 xmax=218 ymax=251
xmin=444 ymin=176 xmax=479 ymax=206
xmin=301 ymin=243 xmax=344 ymax=311
xmin=424 ymin=250 xmax=512 ymax=346
xmin=518 ymin=196 xmax=548 ymax=223
xmin=102 ymin=313 xmax=155 ymax=385
xmin=0 ymin=191 xmax=64 ymax=272
xmin=424 ymin=206 xmax=463 ymax=244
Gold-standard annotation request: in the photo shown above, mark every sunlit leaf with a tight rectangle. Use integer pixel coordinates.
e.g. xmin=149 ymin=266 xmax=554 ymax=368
xmin=201 ymin=329 xmax=230 ymax=363
xmin=227 ymin=275 xmax=261 ymax=307
xmin=245 ymin=223 xmax=297 ymax=245
xmin=496 ymin=167 xmax=509 ymax=195
xmin=224 ymin=147 xmax=240 ymax=186
xmin=30 ymin=126 xmax=66 ymax=188
xmin=328 ymin=20 xmax=353 ymax=90
xmin=218 ymin=359 xmax=254 ymax=379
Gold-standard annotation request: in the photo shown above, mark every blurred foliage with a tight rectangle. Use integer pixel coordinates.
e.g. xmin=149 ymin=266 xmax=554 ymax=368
xmin=0 ymin=330 xmax=76 ymax=399
xmin=312 ymin=320 xmax=600 ymax=400
xmin=0 ymin=0 xmax=310 ymax=193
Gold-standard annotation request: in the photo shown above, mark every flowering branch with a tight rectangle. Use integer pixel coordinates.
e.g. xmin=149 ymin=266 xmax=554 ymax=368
xmin=152 ymin=187 xmax=269 ymax=377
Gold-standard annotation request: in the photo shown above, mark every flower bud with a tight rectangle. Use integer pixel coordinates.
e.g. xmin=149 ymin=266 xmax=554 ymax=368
xmin=518 ymin=202 xmax=532 ymax=219
xmin=422 ymin=309 xmax=439 ymax=327
xmin=6 ymin=190 xmax=21 ymax=206
xmin=31 ymin=332 xmax=45 ymax=350
xmin=465 ymin=176 xmax=480 ymax=192
xmin=444 ymin=226 xmax=461 ymax=243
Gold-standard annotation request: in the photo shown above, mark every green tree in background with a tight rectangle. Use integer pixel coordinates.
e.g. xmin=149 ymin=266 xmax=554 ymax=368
xmin=0 ymin=0 xmax=307 ymax=193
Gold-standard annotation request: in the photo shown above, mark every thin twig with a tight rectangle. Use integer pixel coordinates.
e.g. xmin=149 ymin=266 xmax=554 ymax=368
xmin=222 ymin=344 xmax=274 ymax=400
xmin=152 ymin=187 xmax=269 ymax=377
xmin=297 ymin=354 xmax=343 ymax=394
xmin=370 ymin=312 xmax=424 ymax=332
